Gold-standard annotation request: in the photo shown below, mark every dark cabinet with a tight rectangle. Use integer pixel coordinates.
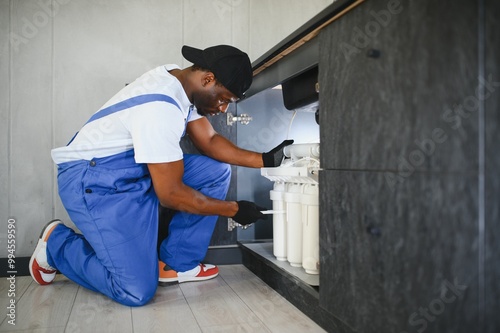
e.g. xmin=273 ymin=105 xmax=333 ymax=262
xmin=319 ymin=0 xmax=478 ymax=173
xmin=319 ymin=170 xmax=479 ymax=332
xmin=318 ymin=0 xmax=499 ymax=332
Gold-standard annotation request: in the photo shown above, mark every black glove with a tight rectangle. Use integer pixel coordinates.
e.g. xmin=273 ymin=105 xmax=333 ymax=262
xmin=232 ymin=200 xmax=268 ymax=226
xmin=262 ymin=140 xmax=294 ymax=167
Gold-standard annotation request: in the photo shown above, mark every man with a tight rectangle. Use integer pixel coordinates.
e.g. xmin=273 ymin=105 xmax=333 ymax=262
xmin=29 ymin=45 xmax=292 ymax=307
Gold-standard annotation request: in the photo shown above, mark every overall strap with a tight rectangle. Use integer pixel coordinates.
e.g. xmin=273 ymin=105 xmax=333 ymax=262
xmin=67 ymin=94 xmax=182 ymax=145
xmin=86 ymin=94 xmax=181 ymax=124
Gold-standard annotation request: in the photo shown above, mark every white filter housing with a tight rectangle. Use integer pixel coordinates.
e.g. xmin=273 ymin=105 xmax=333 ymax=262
xmin=270 ymin=182 xmax=287 ymax=261
xmin=285 ymin=183 xmax=304 ymax=267
xmin=301 ymin=184 xmax=319 ymax=274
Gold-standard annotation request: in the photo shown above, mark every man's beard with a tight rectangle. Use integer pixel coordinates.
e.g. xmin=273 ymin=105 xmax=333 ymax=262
xmin=192 ymin=90 xmax=218 ymax=117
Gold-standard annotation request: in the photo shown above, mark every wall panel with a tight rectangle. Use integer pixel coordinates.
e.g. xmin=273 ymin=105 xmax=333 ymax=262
xmin=9 ymin=0 xmax=54 ymax=256
xmin=249 ymin=0 xmax=333 ymax=61
xmin=0 ymin=0 xmax=10 ymax=257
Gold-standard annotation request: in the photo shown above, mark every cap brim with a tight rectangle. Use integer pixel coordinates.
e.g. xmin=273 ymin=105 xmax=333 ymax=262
xmin=182 ymin=45 xmax=208 ymax=67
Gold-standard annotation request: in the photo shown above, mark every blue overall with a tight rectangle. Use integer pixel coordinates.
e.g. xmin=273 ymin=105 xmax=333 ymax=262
xmin=46 ymin=95 xmax=231 ymax=306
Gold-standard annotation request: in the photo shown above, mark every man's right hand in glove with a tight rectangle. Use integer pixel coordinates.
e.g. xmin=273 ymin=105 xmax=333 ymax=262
xmin=232 ymin=200 xmax=268 ymax=226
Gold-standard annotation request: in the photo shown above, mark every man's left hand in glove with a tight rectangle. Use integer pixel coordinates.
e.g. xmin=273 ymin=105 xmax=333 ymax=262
xmin=262 ymin=140 xmax=294 ymax=167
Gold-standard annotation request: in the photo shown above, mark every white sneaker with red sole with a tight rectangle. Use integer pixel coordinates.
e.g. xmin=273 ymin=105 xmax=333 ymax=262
xmin=29 ymin=220 xmax=62 ymax=285
xmin=159 ymin=261 xmax=219 ymax=283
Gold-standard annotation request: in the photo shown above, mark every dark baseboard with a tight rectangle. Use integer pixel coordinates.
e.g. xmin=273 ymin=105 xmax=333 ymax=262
xmin=203 ymin=245 xmax=243 ymax=265
xmin=0 ymin=257 xmax=30 ymax=277
xmin=0 ymin=245 xmax=242 ymax=278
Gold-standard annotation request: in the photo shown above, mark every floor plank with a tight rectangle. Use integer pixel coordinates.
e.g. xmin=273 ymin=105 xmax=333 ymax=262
xmin=180 ymin=275 xmax=266 ymax=329
xmin=0 ymin=276 xmax=33 ymax=301
xmin=0 ymin=275 xmax=78 ymax=332
xmin=132 ymin=284 xmax=201 ymax=333
xmin=0 ymin=327 xmax=65 ymax=333
xmin=0 ymin=276 xmax=33 ymax=327
xmin=200 ymin=322 xmax=271 ymax=333
xmin=218 ymin=265 xmax=326 ymax=333
xmin=65 ymin=286 xmax=133 ymax=333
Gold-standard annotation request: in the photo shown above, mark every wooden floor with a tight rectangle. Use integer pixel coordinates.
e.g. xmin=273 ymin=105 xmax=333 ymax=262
xmin=0 ymin=265 xmax=326 ymax=333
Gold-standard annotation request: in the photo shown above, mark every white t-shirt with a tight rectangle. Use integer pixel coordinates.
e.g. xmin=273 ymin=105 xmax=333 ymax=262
xmin=51 ymin=64 xmax=202 ymax=164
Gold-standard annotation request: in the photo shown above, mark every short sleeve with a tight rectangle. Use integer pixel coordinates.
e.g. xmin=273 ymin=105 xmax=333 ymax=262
xmin=188 ymin=107 xmax=203 ymax=122
xmin=127 ymin=102 xmax=185 ymax=163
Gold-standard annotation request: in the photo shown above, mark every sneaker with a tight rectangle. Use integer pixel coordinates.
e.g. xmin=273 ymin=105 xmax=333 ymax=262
xmin=159 ymin=261 xmax=219 ymax=283
xmin=29 ymin=220 xmax=62 ymax=285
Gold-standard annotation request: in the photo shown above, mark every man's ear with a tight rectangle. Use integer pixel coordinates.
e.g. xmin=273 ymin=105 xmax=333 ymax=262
xmin=201 ymin=72 xmax=216 ymax=87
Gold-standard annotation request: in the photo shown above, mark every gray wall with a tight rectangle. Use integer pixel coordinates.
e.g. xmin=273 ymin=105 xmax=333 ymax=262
xmin=0 ymin=0 xmax=333 ymax=257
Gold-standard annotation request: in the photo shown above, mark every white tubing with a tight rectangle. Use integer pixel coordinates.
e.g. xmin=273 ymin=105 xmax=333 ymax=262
xmin=261 ymin=210 xmax=285 ymax=215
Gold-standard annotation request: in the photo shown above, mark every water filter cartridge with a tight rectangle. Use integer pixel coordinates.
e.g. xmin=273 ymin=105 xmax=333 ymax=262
xmin=284 ymin=183 xmax=304 ymax=267
xmin=301 ymin=183 xmax=319 ymax=274
xmin=270 ymin=182 xmax=287 ymax=261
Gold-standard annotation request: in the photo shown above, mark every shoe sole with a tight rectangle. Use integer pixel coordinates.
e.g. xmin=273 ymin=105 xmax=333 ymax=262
xmin=29 ymin=219 xmax=62 ymax=285
xmin=158 ymin=263 xmax=219 ymax=284
xmin=159 ymin=272 xmax=219 ymax=284
xmin=39 ymin=219 xmax=62 ymax=240
xmin=158 ymin=276 xmax=178 ymax=283
xmin=178 ymin=272 xmax=219 ymax=283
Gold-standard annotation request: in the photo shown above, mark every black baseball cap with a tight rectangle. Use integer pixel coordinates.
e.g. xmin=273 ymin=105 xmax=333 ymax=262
xmin=182 ymin=45 xmax=253 ymax=99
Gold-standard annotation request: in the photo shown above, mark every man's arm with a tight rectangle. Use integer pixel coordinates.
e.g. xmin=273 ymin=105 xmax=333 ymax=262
xmin=148 ymin=160 xmax=238 ymax=216
xmin=186 ymin=117 xmax=264 ymax=168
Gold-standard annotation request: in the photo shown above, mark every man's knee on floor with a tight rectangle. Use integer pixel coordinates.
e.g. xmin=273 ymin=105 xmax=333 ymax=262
xmin=117 ymin=278 xmax=158 ymax=307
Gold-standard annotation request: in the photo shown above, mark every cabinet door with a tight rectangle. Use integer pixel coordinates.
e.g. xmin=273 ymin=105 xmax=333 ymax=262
xmin=319 ymin=0 xmax=478 ymax=173
xmin=319 ymin=170 xmax=479 ymax=333
xmin=484 ymin=0 xmax=500 ymax=332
